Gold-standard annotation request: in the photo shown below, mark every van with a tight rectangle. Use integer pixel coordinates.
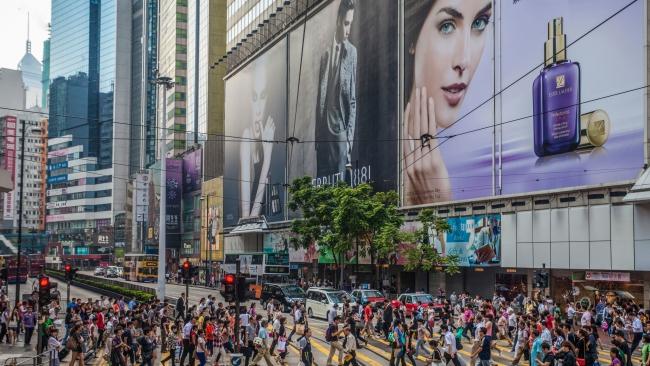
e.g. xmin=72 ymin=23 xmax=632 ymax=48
xmin=261 ymin=283 xmax=305 ymax=312
xmin=305 ymin=287 xmax=356 ymax=320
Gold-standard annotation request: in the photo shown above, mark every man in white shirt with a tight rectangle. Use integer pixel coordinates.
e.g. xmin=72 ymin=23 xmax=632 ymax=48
xmin=442 ymin=324 xmax=461 ymax=366
xmin=179 ymin=317 xmax=196 ymax=366
xmin=566 ymin=303 xmax=576 ymax=328
xmin=630 ymin=312 xmax=644 ymax=353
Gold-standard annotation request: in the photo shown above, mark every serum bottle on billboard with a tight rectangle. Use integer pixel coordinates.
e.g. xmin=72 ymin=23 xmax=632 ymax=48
xmin=533 ymin=17 xmax=580 ymax=157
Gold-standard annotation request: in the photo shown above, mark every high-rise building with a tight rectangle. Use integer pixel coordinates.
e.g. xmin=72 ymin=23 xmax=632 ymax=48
xmin=0 ymin=112 xmax=47 ymax=232
xmin=41 ymin=38 xmax=50 ymax=110
xmin=17 ymin=16 xmax=43 ymax=110
xmin=226 ymin=0 xmax=285 ymax=50
xmin=158 ymin=0 xmax=188 ymax=156
xmin=130 ymin=0 xmax=159 ymax=173
xmin=47 ymin=0 xmax=133 ymax=260
xmin=0 ymin=68 xmax=26 ymax=114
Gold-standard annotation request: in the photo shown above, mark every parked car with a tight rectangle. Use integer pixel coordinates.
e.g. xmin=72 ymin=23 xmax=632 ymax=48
xmin=94 ymin=267 xmax=106 ymax=276
xmin=350 ymin=289 xmax=386 ymax=307
xmin=391 ymin=292 xmax=443 ymax=317
xmin=305 ymin=287 xmax=356 ymax=319
xmin=106 ymin=267 xmax=119 ymax=278
xmin=260 ymin=283 xmax=306 ymax=312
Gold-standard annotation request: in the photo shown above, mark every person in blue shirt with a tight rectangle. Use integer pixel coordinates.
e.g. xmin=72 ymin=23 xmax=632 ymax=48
xmin=128 ymin=298 xmax=137 ymax=311
xmin=531 ymin=329 xmax=543 ymax=366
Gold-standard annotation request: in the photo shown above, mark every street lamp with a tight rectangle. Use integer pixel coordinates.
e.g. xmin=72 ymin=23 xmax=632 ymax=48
xmin=15 ymin=123 xmax=43 ymax=306
xmin=201 ymin=194 xmax=215 ymax=287
xmin=151 ymin=72 xmax=174 ymax=301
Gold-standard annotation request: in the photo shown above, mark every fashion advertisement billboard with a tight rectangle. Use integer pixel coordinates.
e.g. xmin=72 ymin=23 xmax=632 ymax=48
xmin=182 ymin=148 xmax=202 ymax=194
xmin=401 ymin=0 xmax=644 ymax=205
xmin=224 ymin=40 xmax=287 ymax=227
xmin=202 ymin=178 xmax=224 ymax=262
xmin=288 ymin=0 xmax=398 ymax=193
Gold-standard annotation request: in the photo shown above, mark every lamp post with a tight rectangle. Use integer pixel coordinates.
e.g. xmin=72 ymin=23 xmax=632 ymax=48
xmin=15 ymin=123 xmax=42 ymax=306
xmin=152 ymin=73 xmax=175 ymax=301
xmin=201 ymin=194 xmax=215 ymax=287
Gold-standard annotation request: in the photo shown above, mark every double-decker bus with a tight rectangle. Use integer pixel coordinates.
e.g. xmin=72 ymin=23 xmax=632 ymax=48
xmin=2 ymin=255 xmax=28 ymax=284
xmin=124 ymin=254 xmax=158 ymax=282
xmin=28 ymin=254 xmax=45 ymax=277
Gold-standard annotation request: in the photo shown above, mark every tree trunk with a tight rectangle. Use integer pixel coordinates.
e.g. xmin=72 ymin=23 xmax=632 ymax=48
xmin=339 ymin=252 xmax=345 ymax=290
xmin=370 ymin=246 xmax=377 ymax=290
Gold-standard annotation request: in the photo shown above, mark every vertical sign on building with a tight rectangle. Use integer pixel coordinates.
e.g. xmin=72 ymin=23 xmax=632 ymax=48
xmin=135 ymin=173 xmax=149 ymax=222
xmin=2 ymin=117 xmax=17 ymax=222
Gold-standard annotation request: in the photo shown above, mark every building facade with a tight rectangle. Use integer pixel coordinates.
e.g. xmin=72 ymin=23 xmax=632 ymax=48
xmin=47 ymin=0 xmax=133 ymax=258
xmin=221 ymin=0 xmax=650 ymax=308
xmin=130 ymin=0 xmax=159 ymax=174
xmin=0 ymin=113 xmax=47 ymax=232
xmin=158 ymin=0 xmax=188 ymax=156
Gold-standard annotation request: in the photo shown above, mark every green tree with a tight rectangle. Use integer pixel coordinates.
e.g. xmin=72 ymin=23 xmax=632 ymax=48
xmin=288 ymin=177 xmax=350 ymax=287
xmin=403 ymin=209 xmax=460 ymax=275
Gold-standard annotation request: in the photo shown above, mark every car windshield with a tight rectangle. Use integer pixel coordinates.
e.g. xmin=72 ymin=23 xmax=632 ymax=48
xmin=413 ymin=294 xmax=434 ymax=303
xmin=327 ymin=291 xmax=352 ymax=304
xmin=362 ymin=290 xmax=383 ymax=298
xmin=282 ymin=286 xmax=305 ymax=298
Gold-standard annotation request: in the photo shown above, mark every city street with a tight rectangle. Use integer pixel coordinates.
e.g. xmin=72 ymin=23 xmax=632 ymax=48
xmin=80 ymin=273 xmax=647 ymax=366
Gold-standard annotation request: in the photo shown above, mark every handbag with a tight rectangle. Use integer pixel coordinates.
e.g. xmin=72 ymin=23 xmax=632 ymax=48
xmin=277 ymin=336 xmax=287 ymax=352
xmin=296 ymin=323 xmax=305 ymax=335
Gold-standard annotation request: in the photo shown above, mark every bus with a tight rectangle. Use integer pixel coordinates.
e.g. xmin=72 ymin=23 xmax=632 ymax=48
xmin=3 ymin=256 xmax=28 ymax=284
xmin=28 ymin=254 xmax=45 ymax=278
xmin=124 ymin=254 xmax=157 ymax=282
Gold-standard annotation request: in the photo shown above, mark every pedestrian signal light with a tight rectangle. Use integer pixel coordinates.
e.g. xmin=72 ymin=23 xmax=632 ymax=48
xmin=224 ymin=274 xmax=235 ymax=285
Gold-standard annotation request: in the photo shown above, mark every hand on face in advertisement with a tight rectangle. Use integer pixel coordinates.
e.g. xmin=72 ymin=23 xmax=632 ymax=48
xmin=403 ymin=87 xmax=451 ymax=205
xmin=261 ymin=115 xmax=275 ymax=162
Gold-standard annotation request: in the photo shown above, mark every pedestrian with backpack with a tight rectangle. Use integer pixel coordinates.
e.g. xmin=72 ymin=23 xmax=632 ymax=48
xmin=326 ymin=316 xmax=344 ymax=366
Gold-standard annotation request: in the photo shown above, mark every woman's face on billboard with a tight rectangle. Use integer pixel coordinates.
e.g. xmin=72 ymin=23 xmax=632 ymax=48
xmin=413 ymin=0 xmax=491 ymax=128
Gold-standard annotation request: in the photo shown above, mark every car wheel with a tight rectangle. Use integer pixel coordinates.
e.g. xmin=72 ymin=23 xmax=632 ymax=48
xmin=307 ymin=308 xmax=313 ymax=318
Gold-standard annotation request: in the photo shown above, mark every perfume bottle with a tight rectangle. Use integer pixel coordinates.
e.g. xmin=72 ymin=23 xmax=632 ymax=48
xmin=533 ymin=17 xmax=581 ymax=157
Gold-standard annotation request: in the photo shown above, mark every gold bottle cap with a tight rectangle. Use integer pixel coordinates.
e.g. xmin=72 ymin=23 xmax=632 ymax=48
xmin=544 ymin=17 xmax=567 ymax=67
xmin=579 ymin=109 xmax=610 ymax=149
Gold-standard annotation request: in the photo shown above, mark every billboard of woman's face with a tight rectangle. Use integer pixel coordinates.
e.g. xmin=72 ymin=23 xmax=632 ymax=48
xmin=403 ymin=0 xmax=493 ymax=206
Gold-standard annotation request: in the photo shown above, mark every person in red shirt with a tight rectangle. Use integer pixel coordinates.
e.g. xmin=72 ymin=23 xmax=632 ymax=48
xmin=363 ymin=303 xmax=374 ymax=338
xmin=95 ymin=310 xmax=105 ymax=348
xmin=205 ymin=318 xmax=215 ymax=357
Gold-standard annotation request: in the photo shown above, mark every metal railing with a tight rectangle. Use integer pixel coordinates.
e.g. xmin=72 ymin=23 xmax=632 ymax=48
xmin=1 ymin=350 xmax=55 ymax=366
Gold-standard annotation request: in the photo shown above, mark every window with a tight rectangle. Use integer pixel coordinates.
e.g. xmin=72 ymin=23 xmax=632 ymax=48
xmin=174 ymin=140 xmax=186 ymax=150
xmin=176 ymin=13 xmax=187 ymax=23
xmin=175 ymin=60 xmax=187 ymax=69
xmin=175 ymin=108 xmax=186 ymax=117
xmin=177 ymin=28 xmax=187 ymax=38
xmin=175 ymin=76 xmax=187 ymax=85
xmin=176 ymin=44 xmax=187 ymax=54
xmin=177 ymin=0 xmax=187 ymax=6
xmin=174 ymin=92 xmax=186 ymax=101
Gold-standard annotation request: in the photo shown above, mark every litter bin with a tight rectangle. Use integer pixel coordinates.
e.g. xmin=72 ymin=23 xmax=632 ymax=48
xmin=231 ymin=353 xmax=243 ymax=366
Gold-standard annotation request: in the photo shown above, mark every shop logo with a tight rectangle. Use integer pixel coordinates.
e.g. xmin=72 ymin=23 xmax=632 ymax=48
xmin=555 ymin=74 xmax=565 ymax=89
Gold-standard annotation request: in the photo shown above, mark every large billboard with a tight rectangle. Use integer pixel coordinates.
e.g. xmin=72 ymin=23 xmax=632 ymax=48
xmin=288 ymin=0 xmax=398 ymax=191
xmin=400 ymin=213 xmax=501 ymax=267
xmin=2 ymin=117 xmax=16 ymax=222
xmin=147 ymin=159 xmax=182 ymax=249
xmin=182 ymin=149 xmax=202 ymax=194
xmin=401 ymin=0 xmax=645 ymax=206
xmin=201 ymin=178 xmax=224 ymax=262
xmin=224 ymin=40 xmax=287 ymax=227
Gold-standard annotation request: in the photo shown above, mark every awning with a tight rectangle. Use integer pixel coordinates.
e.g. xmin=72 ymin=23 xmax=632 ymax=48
xmin=226 ymin=216 xmax=269 ymax=236
xmin=623 ymin=167 xmax=650 ymax=203
xmin=0 ymin=168 xmax=12 ymax=193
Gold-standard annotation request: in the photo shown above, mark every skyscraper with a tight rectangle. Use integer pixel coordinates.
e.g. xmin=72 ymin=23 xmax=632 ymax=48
xmin=17 ymin=15 xmax=43 ymax=110
xmin=130 ymin=0 xmax=159 ymax=174
xmin=47 ymin=0 xmax=133 ymax=262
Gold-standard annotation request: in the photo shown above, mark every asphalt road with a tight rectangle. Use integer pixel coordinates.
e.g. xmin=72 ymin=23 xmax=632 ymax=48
xmin=80 ymin=272 xmax=647 ymax=366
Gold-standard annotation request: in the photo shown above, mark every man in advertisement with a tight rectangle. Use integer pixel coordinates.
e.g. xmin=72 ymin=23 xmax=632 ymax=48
xmin=315 ymin=0 xmax=357 ymax=181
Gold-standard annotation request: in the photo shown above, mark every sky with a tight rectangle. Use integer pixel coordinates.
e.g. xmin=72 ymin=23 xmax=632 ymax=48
xmin=0 ymin=0 xmax=51 ymax=70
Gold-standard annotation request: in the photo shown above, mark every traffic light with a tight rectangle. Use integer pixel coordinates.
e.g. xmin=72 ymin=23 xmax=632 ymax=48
xmin=38 ymin=276 xmax=51 ymax=308
xmin=182 ymin=260 xmax=191 ymax=282
xmin=236 ymin=275 xmax=249 ymax=301
xmin=222 ymin=273 xmax=236 ymax=301
xmin=533 ymin=270 xmax=549 ymax=289
xmin=64 ymin=264 xmax=78 ymax=282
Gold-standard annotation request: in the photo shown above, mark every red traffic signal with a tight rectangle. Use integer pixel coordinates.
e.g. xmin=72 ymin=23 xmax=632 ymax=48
xmin=224 ymin=274 xmax=235 ymax=285
xmin=64 ymin=264 xmax=71 ymax=273
xmin=39 ymin=276 xmax=50 ymax=288
xmin=182 ymin=260 xmax=190 ymax=271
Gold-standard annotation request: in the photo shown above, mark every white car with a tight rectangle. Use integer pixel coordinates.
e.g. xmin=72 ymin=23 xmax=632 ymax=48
xmin=305 ymin=287 xmax=356 ymax=319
